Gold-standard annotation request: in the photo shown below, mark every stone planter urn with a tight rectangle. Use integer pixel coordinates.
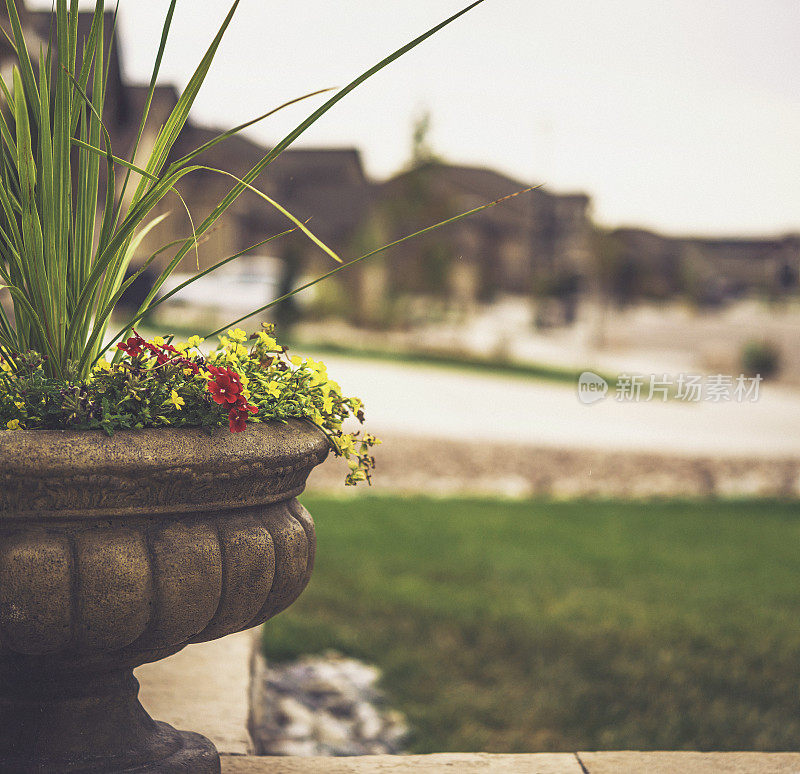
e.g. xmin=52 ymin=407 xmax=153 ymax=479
xmin=0 ymin=420 xmax=328 ymax=773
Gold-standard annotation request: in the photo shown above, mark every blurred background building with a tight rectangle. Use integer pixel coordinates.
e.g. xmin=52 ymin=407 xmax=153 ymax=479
xmin=7 ymin=4 xmax=797 ymax=353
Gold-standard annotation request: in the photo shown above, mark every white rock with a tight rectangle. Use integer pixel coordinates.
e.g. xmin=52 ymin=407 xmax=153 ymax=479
xmin=252 ymin=652 xmax=409 ymax=756
xmin=278 ymin=696 xmax=314 ymax=724
xmin=338 ymin=659 xmax=380 ymax=691
xmin=313 ymin=713 xmax=352 ymax=747
xmin=354 ymin=701 xmax=383 ymax=740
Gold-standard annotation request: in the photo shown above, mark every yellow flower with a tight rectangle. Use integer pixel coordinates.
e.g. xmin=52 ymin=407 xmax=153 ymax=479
xmin=149 ymin=336 xmax=165 ymax=347
xmin=0 ymin=359 xmax=11 ymax=373
xmin=322 ymin=396 xmax=335 ymax=414
xmin=304 ymin=357 xmax=327 ymax=378
xmin=337 ymin=435 xmax=356 ymax=455
xmin=14 ymin=401 xmax=25 ymax=410
xmin=94 ymin=358 xmax=112 ymax=372
xmin=290 ymin=355 xmax=304 ymax=368
xmin=168 ymin=390 xmax=185 ymax=410
xmin=228 ymin=328 xmax=248 ymax=343
xmin=258 ymin=332 xmax=278 ymax=350
xmin=187 ymin=335 xmax=205 ymax=349
xmin=174 ymin=342 xmax=188 ymax=353
xmin=266 ymin=381 xmax=281 ymax=399
xmin=6 ymin=419 xmax=20 ymax=431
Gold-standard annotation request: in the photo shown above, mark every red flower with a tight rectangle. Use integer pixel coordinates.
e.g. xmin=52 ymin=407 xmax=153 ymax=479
xmin=228 ymin=408 xmax=247 ymax=433
xmin=228 ymin=400 xmax=258 ymax=433
xmin=116 ymin=332 xmax=146 ymax=357
xmin=207 ymin=367 xmax=244 ymax=405
xmin=207 ymin=365 xmax=241 ymax=384
xmin=143 ymin=341 xmax=180 ymax=366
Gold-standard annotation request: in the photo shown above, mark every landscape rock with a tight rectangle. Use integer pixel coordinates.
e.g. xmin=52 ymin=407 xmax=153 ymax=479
xmin=250 ymin=651 xmax=409 ymax=757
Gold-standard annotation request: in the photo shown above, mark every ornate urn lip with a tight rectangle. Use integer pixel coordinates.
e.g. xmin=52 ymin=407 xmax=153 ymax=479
xmin=0 ymin=419 xmax=330 ymax=519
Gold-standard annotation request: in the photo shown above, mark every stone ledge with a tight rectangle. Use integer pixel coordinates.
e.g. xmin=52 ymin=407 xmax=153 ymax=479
xmin=137 ymin=631 xmax=255 ymax=755
xmin=578 ymin=752 xmax=800 ymax=773
xmin=221 ymin=753 xmax=800 ymax=774
xmin=221 ymin=753 xmax=581 ymax=773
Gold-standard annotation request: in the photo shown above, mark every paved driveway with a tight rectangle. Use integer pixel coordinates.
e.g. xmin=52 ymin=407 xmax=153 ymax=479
xmin=320 ymin=356 xmax=800 ymax=459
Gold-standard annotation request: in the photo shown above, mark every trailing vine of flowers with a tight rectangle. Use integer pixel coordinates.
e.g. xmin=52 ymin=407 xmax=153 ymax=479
xmin=0 ymin=326 xmax=379 ymax=486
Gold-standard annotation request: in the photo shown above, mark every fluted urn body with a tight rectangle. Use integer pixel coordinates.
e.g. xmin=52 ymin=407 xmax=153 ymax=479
xmin=0 ymin=420 xmax=328 ymax=773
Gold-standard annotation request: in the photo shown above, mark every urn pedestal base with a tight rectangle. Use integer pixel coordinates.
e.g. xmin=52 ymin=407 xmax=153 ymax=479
xmin=0 ymin=423 xmax=327 ymax=772
xmin=0 ymin=670 xmax=220 ymax=774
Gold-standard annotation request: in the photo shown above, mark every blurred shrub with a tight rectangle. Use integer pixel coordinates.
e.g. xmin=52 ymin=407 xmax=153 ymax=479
xmin=741 ymin=340 xmax=780 ymax=379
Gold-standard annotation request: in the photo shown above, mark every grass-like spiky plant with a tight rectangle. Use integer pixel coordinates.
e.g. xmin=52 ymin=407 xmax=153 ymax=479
xmin=0 ymin=0 xmax=507 ymax=381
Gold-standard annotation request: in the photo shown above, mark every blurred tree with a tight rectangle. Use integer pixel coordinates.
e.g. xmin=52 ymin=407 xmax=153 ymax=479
xmin=274 ymin=243 xmax=304 ymax=335
xmin=342 ymin=112 xmax=459 ymax=326
xmin=409 ymin=111 xmax=439 ymax=169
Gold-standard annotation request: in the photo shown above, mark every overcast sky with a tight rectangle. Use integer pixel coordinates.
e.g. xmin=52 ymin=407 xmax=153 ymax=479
xmin=31 ymin=0 xmax=800 ymax=237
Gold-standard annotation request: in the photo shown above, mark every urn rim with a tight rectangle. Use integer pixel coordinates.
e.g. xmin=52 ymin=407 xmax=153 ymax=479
xmin=0 ymin=419 xmax=330 ymax=518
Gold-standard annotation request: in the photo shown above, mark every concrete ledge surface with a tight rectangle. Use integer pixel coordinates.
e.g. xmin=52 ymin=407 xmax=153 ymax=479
xmin=137 ymin=631 xmax=254 ymax=755
xmin=221 ymin=753 xmax=581 ymax=773
xmin=221 ymin=752 xmax=800 ymax=774
xmin=578 ymin=751 xmax=800 ymax=773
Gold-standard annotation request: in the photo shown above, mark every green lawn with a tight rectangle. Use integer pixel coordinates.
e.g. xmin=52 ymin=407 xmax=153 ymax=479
xmin=262 ymin=497 xmax=800 ymax=753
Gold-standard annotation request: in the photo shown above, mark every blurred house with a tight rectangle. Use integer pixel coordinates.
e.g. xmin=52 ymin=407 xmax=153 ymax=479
xmin=335 ymin=164 xmax=594 ymax=325
xmin=2 ymin=5 xmax=797 ymax=332
xmin=605 ymin=228 xmax=800 ymax=307
xmin=10 ymin=7 xmax=594 ymax=328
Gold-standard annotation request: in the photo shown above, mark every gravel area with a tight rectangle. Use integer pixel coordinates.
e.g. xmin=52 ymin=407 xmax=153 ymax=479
xmin=308 ymin=434 xmax=800 ymax=499
xmin=249 ymin=652 xmax=408 ymax=757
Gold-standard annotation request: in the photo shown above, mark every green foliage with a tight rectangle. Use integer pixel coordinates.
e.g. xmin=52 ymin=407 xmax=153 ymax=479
xmin=0 ymin=0 xmax=491 ymax=381
xmin=741 ymin=340 xmax=780 ymax=379
xmin=265 ymin=496 xmax=800 ymax=752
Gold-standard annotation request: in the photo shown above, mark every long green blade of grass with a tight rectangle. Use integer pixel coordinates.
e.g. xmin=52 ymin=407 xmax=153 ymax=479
xmin=3 ymin=0 xmax=39 ymax=125
xmin=123 ymin=0 xmax=488 ymax=346
xmin=206 ymin=187 xmax=535 ymax=338
xmin=99 ymin=228 xmax=297 ymax=361
xmin=0 ymin=0 xmax=491 ymax=381
xmin=113 ymin=0 xmax=177 ymax=230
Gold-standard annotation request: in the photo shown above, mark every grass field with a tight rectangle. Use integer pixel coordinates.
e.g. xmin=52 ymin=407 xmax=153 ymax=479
xmin=262 ymin=496 xmax=800 ymax=753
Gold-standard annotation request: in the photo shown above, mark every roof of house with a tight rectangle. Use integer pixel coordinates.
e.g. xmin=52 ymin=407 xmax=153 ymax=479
xmin=379 ymin=162 xmax=550 ymax=232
